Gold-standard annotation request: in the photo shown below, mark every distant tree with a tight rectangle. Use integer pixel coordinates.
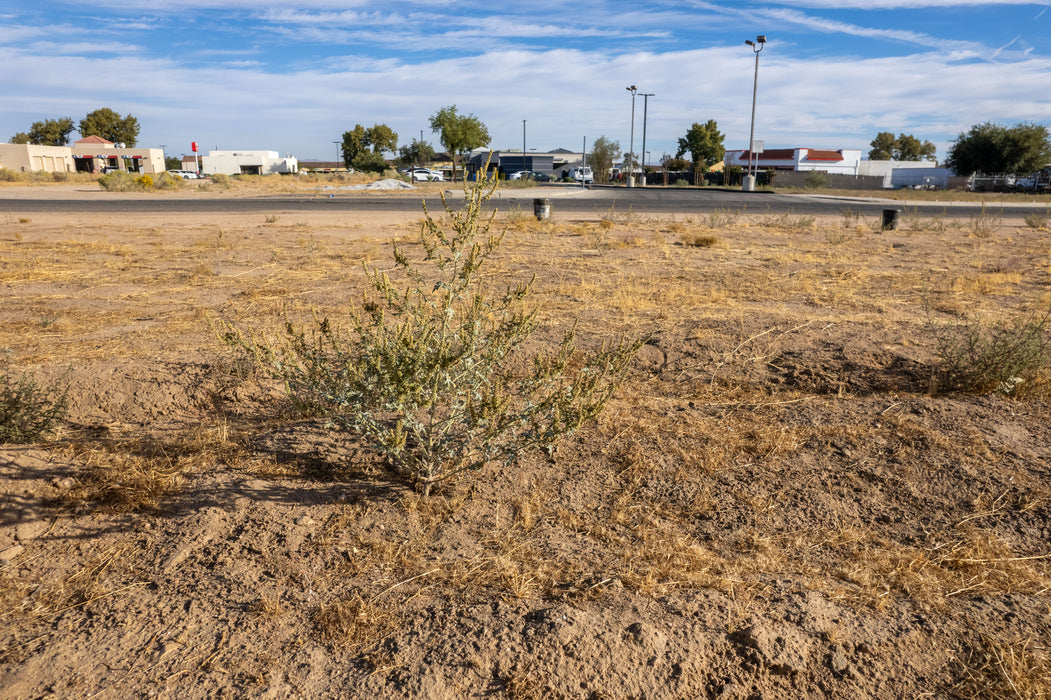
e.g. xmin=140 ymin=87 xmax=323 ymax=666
xmin=868 ymin=131 xmax=897 ymax=160
xmin=429 ymin=106 xmax=490 ymax=181
xmin=676 ymin=120 xmax=725 ymax=171
xmin=341 ymin=123 xmax=399 ymax=173
xmin=945 ymin=121 xmax=1051 ymax=175
xmin=78 ymin=108 xmax=140 ymax=146
xmin=9 ymin=118 xmax=76 ymax=146
xmin=661 ymin=155 xmax=690 ymax=171
xmin=397 ymin=139 xmax=436 ymax=169
xmin=895 ymin=134 xmax=937 ymax=161
xmin=869 ymin=131 xmax=936 ymax=161
xmin=589 ymin=136 xmax=621 ymax=183
xmin=621 ymin=152 xmax=639 ymax=175
xmin=164 ymin=156 xmax=182 ymax=171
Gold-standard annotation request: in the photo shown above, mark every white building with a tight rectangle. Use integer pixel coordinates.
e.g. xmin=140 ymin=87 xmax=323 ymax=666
xmin=725 ymin=148 xmax=862 ymax=175
xmin=200 ymin=150 xmax=298 ymax=176
xmin=856 ymin=160 xmax=950 ymax=189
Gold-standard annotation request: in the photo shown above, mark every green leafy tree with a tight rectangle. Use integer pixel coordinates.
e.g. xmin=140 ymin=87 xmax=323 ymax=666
xmin=868 ymin=131 xmax=897 ymax=160
xmin=341 ymin=123 xmax=399 ymax=173
xmin=78 ymin=108 xmax=140 ymax=146
xmin=675 ymin=120 xmax=725 ymax=170
xmin=946 ymin=122 xmax=1051 ymax=175
xmin=662 ymin=155 xmax=690 ymax=171
xmin=429 ymin=105 xmax=490 ymax=181
xmin=9 ymin=118 xmax=75 ymax=146
xmin=869 ymin=132 xmax=936 ymax=161
xmin=895 ymin=134 xmax=937 ymax=161
xmin=398 ymin=138 xmax=436 ymax=169
xmin=589 ymin=136 xmax=621 ymax=183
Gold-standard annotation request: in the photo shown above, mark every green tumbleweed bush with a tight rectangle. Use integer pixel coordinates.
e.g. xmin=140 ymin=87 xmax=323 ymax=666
xmin=223 ymin=162 xmax=642 ymax=495
xmin=930 ymin=305 xmax=1051 ymax=396
xmin=0 ymin=366 xmax=70 ymax=443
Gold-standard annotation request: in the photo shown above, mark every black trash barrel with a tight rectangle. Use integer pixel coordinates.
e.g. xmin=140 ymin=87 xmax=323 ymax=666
xmin=882 ymin=208 xmax=900 ymax=231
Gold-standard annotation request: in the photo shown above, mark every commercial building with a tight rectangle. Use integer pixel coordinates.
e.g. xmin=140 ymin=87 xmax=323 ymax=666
xmin=70 ymin=136 xmax=164 ymax=175
xmin=725 ymin=148 xmax=863 ymax=175
xmin=0 ymin=144 xmax=74 ymax=173
xmin=0 ymin=136 xmax=164 ymax=175
xmin=198 ymin=150 xmax=298 ymax=176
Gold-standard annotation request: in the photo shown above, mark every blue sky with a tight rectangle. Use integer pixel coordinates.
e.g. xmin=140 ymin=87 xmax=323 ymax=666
xmin=3 ymin=0 xmax=1050 ymax=163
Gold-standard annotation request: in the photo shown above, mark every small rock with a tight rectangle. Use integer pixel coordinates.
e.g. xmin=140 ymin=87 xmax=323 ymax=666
xmin=16 ymin=520 xmax=50 ymax=542
xmin=831 ymin=650 xmax=858 ymax=679
xmin=831 ymin=651 xmax=850 ymax=674
xmin=51 ymin=477 xmax=76 ymax=489
xmin=295 ymin=515 xmax=316 ymax=526
xmin=0 ymin=545 xmax=26 ymax=562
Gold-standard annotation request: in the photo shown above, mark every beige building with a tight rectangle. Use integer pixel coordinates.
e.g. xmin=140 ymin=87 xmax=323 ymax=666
xmin=0 ymin=136 xmax=164 ymax=175
xmin=69 ymin=136 xmax=165 ymax=175
xmin=0 ymin=143 xmax=75 ymax=173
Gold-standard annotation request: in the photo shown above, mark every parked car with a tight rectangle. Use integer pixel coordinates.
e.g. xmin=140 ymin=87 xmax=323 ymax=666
xmin=166 ymin=170 xmax=201 ymax=180
xmin=508 ymin=170 xmax=552 ymax=182
xmin=410 ymin=168 xmax=444 ymax=182
xmin=568 ymin=166 xmax=594 ymax=183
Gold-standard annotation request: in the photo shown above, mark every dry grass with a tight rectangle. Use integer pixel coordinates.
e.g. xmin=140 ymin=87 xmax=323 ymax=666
xmin=0 ymin=541 xmax=142 ymax=625
xmin=954 ymin=635 xmax=1051 ymax=699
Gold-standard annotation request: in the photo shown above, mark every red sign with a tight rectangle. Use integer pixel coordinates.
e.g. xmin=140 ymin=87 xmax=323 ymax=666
xmin=191 ymin=142 xmax=198 ymax=152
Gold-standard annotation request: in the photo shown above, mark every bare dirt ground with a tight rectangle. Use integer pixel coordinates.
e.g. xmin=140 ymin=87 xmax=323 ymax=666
xmin=1 ymin=180 xmax=1050 ymax=699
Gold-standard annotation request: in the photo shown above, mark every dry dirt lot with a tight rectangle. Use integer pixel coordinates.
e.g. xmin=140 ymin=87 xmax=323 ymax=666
xmin=1 ymin=181 xmax=1050 ymax=699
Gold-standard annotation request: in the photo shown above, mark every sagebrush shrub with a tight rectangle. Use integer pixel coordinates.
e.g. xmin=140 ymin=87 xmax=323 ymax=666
xmin=152 ymin=172 xmax=185 ymax=190
xmin=0 ymin=367 xmax=70 ymax=443
xmin=930 ymin=306 xmax=1051 ymax=395
xmin=224 ymin=160 xmax=641 ymax=495
xmin=98 ymin=171 xmax=136 ymax=191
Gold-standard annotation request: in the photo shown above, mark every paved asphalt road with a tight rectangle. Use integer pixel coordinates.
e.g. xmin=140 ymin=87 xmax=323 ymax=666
xmin=1 ymin=185 xmax=1048 ymax=218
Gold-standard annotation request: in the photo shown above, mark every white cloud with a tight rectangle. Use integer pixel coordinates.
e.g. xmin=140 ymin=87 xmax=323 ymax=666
xmin=2 ymin=41 xmax=1048 ymax=160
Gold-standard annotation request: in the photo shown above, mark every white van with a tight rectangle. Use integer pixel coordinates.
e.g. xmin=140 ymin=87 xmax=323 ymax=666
xmin=568 ymin=166 xmax=594 ymax=183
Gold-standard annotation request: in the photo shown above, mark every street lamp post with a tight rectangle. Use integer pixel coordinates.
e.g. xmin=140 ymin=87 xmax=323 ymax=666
xmin=743 ymin=35 xmax=766 ymax=192
xmin=626 ymin=85 xmax=637 ymax=186
xmin=523 ymin=119 xmax=527 ymax=176
xmin=333 ymin=140 xmax=341 ymax=173
xmin=640 ymin=93 xmax=654 ymax=186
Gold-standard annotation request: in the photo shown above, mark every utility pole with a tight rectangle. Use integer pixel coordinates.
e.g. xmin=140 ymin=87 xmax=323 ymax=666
xmin=640 ymin=93 xmax=654 ymax=186
xmin=626 ymin=85 xmax=637 ymax=186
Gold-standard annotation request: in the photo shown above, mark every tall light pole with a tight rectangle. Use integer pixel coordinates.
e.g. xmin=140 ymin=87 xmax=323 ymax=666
xmin=333 ymin=140 xmax=341 ymax=173
xmin=640 ymin=93 xmax=654 ymax=186
xmin=523 ymin=119 xmax=527 ymax=175
xmin=743 ymin=35 xmax=766 ymax=192
xmin=626 ymin=85 xmax=637 ymax=186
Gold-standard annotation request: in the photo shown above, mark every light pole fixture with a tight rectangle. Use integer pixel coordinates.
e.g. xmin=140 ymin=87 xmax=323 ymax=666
xmin=743 ymin=35 xmax=766 ymax=191
xmin=626 ymin=85 xmax=637 ymax=185
xmin=640 ymin=93 xmax=654 ymax=186
xmin=523 ymin=119 xmax=527 ymax=175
